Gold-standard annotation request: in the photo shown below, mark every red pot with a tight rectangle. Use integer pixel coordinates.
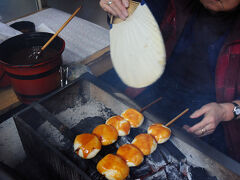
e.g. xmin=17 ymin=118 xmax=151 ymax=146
xmin=0 ymin=64 xmax=11 ymax=88
xmin=0 ymin=32 xmax=65 ymax=104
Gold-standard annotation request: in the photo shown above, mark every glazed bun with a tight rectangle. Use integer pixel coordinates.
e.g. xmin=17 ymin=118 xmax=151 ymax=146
xmin=74 ymin=133 xmax=101 ymax=159
xmin=92 ymin=124 xmax=118 ymax=146
xmin=97 ymin=154 xmax=129 ymax=180
xmin=132 ymin=133 xmax=157 ymax=155
xmin=117 ymin=144 xmax=144 ymax=167
xmin=121 ymin=108 xmax=144 ymax=128
xmin=106 ymin=115 xmax=131 ymax=136
xmin=148 ymin=123 xmax=171 ymax=144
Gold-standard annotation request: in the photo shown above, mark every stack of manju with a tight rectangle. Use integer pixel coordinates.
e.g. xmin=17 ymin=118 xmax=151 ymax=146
xmin=73 ymin=108 xmax=171 ymax=180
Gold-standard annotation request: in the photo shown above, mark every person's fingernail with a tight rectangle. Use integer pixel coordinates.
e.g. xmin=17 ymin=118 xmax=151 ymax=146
xmin=124 ymin=1 xmax=129 ymax=7
xmin=123 ymin=10 xmax=128 ymax=17
xmin=120 ymin=15 xmax=126 ymax=20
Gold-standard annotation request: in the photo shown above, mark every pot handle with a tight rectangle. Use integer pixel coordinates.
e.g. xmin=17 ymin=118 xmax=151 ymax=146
xmin=59 ymin=65 xmax=69 ymax=87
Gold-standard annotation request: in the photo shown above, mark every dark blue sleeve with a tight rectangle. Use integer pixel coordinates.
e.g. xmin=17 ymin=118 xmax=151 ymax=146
xmin=145 ymin=0 xmax=169 ymax=26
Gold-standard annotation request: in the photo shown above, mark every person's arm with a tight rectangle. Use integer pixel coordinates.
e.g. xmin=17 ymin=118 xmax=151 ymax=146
xmin=183 ymin=100 xmax=240 ymax=137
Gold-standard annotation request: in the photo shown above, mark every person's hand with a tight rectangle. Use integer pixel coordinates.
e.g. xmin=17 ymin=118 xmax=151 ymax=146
xmin=99 ymin=0 xmax=129 ymax=20
xmin=183 ymin=102 xmax=234 ymax=137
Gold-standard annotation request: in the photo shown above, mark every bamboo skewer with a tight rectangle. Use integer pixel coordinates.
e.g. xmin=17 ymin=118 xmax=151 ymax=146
xmin=165 ymin=108 xmax=189 ymax=127
xmin=138 ymin=97 xmax=188 ymax=127
xmin=40 ymin=6 xmax=82 ymax=52
xmin=139 ymin=97 xmax=162 ymax=113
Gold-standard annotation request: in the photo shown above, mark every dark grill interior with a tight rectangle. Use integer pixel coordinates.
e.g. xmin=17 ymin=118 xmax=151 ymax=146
xmin=13 ymin=73 xmax=239 ymax=180
xmin=68 ymin=116 xmax=217 ymax=180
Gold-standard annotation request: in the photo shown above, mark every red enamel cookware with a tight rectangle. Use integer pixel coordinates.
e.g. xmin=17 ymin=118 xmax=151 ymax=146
xmin=0 ymin=32 xmax=65 ymax=104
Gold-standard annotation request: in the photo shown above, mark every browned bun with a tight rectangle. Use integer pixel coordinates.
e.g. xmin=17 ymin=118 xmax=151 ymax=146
xmin=132 ymin=133 xmax=157 ymax=155
xmin=106 ymin=115 xmax=131 ymax=136
xmin=117 ymin=144 xmax=144 ymax=167
xmin=92 ymin=124 xmax=118 ymax=146
xmin=73 ymin=133 xmax=101 ymax=159
xmin=121 ymin=108 xmax=144 ymax=128
xmin=97 ymin=154 xmax=129 ymax=180
xmin=148 ymin=123 xmax=171 ymax=144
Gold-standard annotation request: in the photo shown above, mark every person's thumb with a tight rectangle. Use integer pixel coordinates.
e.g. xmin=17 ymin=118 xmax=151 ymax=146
xmin=122 ymin=0 xmax=129 ymax=8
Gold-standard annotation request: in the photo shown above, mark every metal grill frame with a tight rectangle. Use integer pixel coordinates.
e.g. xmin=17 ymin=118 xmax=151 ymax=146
xmin=13 ymin=72 xmax=240 ymax=180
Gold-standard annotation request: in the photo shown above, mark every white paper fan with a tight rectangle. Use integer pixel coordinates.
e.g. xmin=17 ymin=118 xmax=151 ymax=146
xmin=110 ymin=0 xmax=166 ymax=88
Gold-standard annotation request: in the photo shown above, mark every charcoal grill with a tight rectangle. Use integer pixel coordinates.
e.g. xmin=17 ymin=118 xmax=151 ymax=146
xmin=14 ymin=72 xmax=240 ymax=180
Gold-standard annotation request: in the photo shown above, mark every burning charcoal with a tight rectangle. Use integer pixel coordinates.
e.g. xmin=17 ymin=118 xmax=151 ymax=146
xmin=100 ymin=144 xmax=118 ymax=155
xmin=86 ymin=161 xmax=106 ymax=180
xmin=158 ymin=144 xmax=178 ymax=164
xmin=179 ymin=162 xmax=191 ymax=177
xmin=59 ymin=147 xmax=89 ymax=172
xmin=89 ymin=171 xmax=106 ymax=180
xmin=130 ymin=160 xmax=152 ymax=178
xmin=145 ymin=146 xmax=167 ymax=172
xmin=164 ymin=141 xmax=187 ymax=163
xmin=91 ymin=144 xmax=118 ymax=164
xmin=91 ymin=154 xmax=103 ymax=164
xmin=143 ymin=169 xmax=167 ymax=180
xmin=187 ymin=166 xmax=218 ymax=180
xmin=115 ymin=136 xmax=131 ymax=148
xmin=127 ymin=128 xmax=147 ymax=142
xmin=165 ymin=164 xmax=185 ymax=180
xmin=71 ymin=116 xmax=105 ymax=134
xmin=72 ymin=155 xmax=89 ymax=171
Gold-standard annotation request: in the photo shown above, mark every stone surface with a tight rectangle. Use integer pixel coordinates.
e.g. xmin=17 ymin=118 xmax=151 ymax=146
xmin=0 ymin=118 xmax=26 ymax=167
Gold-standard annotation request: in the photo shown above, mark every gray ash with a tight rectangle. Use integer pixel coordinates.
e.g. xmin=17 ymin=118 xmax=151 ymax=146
xmin=55 ymin=98 xmax=116 ymax=129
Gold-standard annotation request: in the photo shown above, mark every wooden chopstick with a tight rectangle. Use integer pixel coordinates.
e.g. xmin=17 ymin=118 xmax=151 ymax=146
xmin=140 ymin=97 xmax=162 ymax=113
xmin=41 ymin=6 xmax=82 ymax=52
xmin=165 ymin=108 xmax=189 ymax=127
